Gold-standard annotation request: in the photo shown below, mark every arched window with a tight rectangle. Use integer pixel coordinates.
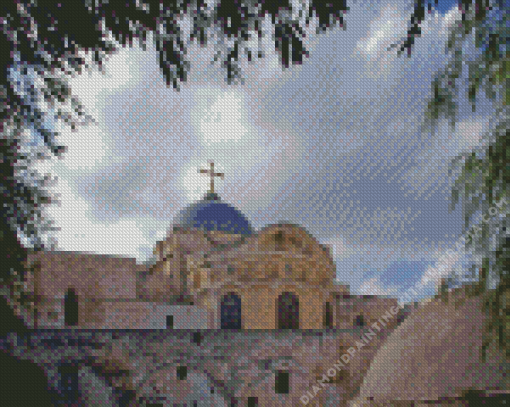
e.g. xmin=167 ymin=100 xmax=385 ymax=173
xmin=324 ymin=301 xmax=333 ymax=328
xmin=274 ymin=231 xmax=284 ymax=251
xmin=64 ymin=288 xmax=79 ymax=327
xmin=220 ymin=292 xmax=242 ymax=329
xmin=277 ymin=292 xmax=299 ymax=329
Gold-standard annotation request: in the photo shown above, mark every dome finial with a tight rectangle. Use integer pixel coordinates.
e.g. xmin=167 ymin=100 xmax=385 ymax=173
xmin=198 ymin=161 xmax=224 ymax=195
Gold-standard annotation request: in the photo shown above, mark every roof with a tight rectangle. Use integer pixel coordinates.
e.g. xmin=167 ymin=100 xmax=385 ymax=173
xmin=172 ymin=192 xmax=254 ymax=235
xmin=354 ymin=288 xmax=509 ymax=403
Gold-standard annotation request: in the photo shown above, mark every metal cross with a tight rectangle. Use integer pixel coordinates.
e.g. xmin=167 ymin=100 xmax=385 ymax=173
xmin=199 ymin=161 xmax=224 ymax=194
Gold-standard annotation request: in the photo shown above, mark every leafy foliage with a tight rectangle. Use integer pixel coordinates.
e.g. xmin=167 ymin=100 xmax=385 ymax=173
xmin=391 ymin=0 xmax=509 ymax=360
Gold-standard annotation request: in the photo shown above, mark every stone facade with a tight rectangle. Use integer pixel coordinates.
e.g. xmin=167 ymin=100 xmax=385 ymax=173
xmin=19 ymin=220 xmax=399 ymax=331
xmin=8 ymin=185 xmax=404 ymax=331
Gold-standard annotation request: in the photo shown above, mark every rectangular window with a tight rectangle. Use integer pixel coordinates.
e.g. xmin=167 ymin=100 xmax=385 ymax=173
xmin=248 ymin=396 xmax=259 ymax=406
xmin=166 ymin=315 xmax=174 ymax=329
xmin=275 ymin=370 xmax=289 ymax=394
xmin=192 ymin=332 xmax=202 ymax=346
xmin=177 ymin=366 xmax=187 ymax=380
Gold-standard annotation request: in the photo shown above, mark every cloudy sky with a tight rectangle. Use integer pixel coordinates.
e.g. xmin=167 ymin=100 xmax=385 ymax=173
xmin=16 ymin=0 xmax=500 ymax=302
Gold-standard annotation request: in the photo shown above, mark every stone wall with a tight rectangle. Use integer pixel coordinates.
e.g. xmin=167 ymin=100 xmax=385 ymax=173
xmin=200 ymin=281 xmax=345 ymax=329
xmin=0 ymin=329 xmax=388 ymax=406
xmin=334 ymin=295 xmax=400 ymax=332
xmin=29 ymin=299 xmax=208 ymax=329
xmin=27 ymin=250 xmax=140 ymax=300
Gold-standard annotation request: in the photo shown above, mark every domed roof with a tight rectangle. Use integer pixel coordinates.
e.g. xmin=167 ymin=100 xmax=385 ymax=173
xmin=353 ymin=286 xmax=509 ymax=404
xmin=172 ymin=192 xmax=254 ymax=235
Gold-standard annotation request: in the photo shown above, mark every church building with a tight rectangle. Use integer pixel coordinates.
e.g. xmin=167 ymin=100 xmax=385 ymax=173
xmin=18 ymin=162 xmax=397 ymax=330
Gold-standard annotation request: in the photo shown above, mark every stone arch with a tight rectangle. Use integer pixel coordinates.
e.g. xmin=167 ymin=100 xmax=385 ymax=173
xmin=258 ymin=223 xmax=329 ymax=261
xmin=220 ymin=292 xmax=242 ymax=329
xmin=64 ymin=287 xmax=79 ymax=327
xmin=274 ymin=230 xmax=285 ymax=251
xmin=277 ymin=292 xmax=299 ymax=329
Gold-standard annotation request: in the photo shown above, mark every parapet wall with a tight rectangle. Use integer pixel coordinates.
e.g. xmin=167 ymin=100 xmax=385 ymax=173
xmin=27 ymin=251 xmax=140 ymax=300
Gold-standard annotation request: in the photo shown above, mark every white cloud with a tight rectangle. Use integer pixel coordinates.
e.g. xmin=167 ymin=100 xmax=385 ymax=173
xmin=358 ymin=276 xmax=400 ymax=296
xmin=53 ymin=122 xmax=112 ymax=171
xmin=68 ymin=41 xmax=147 ymax=118
xmin=356 ymin=5 xmax=406 ymax=58
xmin=323 ymin=236 xmax=351 ymax=261
xmin=195 ymin=90 xmax=249 ymax=145
xmin=417 ymin=248 xmax=465 ymax=289
xmin=342 ymin=206 xmax=421 ymax=244
xmin=400 ymin=116 xmax=490 ymax=200
xmin=183 ymin=86 xmax=306 ymax=206
xmin=353 ymin=4 xmax=407 ymax=78
xmin=438 ymin=7 xmax=463 ymax=37
xmin=43 ymin=178 xmax=164 ymax=261
xmin=31 ymin=41 xmax=149 ymax=175
xmin=353 ymin=3 xmax=462 ymax=81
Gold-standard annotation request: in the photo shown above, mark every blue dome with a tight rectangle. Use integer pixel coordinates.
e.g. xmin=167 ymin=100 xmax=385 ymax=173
xmin=173 ymin=192 xmax=254 ymax=235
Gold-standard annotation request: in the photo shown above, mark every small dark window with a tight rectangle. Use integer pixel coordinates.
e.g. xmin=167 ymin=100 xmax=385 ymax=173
xmin=64 ymin=288 xmax=79 ymax=326
xmin=275 ymin=231 xmax=284 ymax=251
xmin=289 ymin=237 xmax=302 ymax=249
xmin=248 ymin=396 xmax=258 ymax=406
xmin=285 ymin=264 xmax=292 ymax=277
xmin=59 ymin=364 xmax=80 ymax=402
xmin=177 ymin=366 xmax=187 ymax=380
xmin=192 ymin=332 xmax=202 ymax=346
xmin=146 ymin=404 xmax=163 ymax=407
xmin=355 ymin=315 xmax=365 ymax=327
xmin=324 ymin=302 xmax=333 ymax=328
xmin=166 ymin=315 xmax=174 ymax=329
xmin=275 ymin=370 xmax=289 ymax=394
